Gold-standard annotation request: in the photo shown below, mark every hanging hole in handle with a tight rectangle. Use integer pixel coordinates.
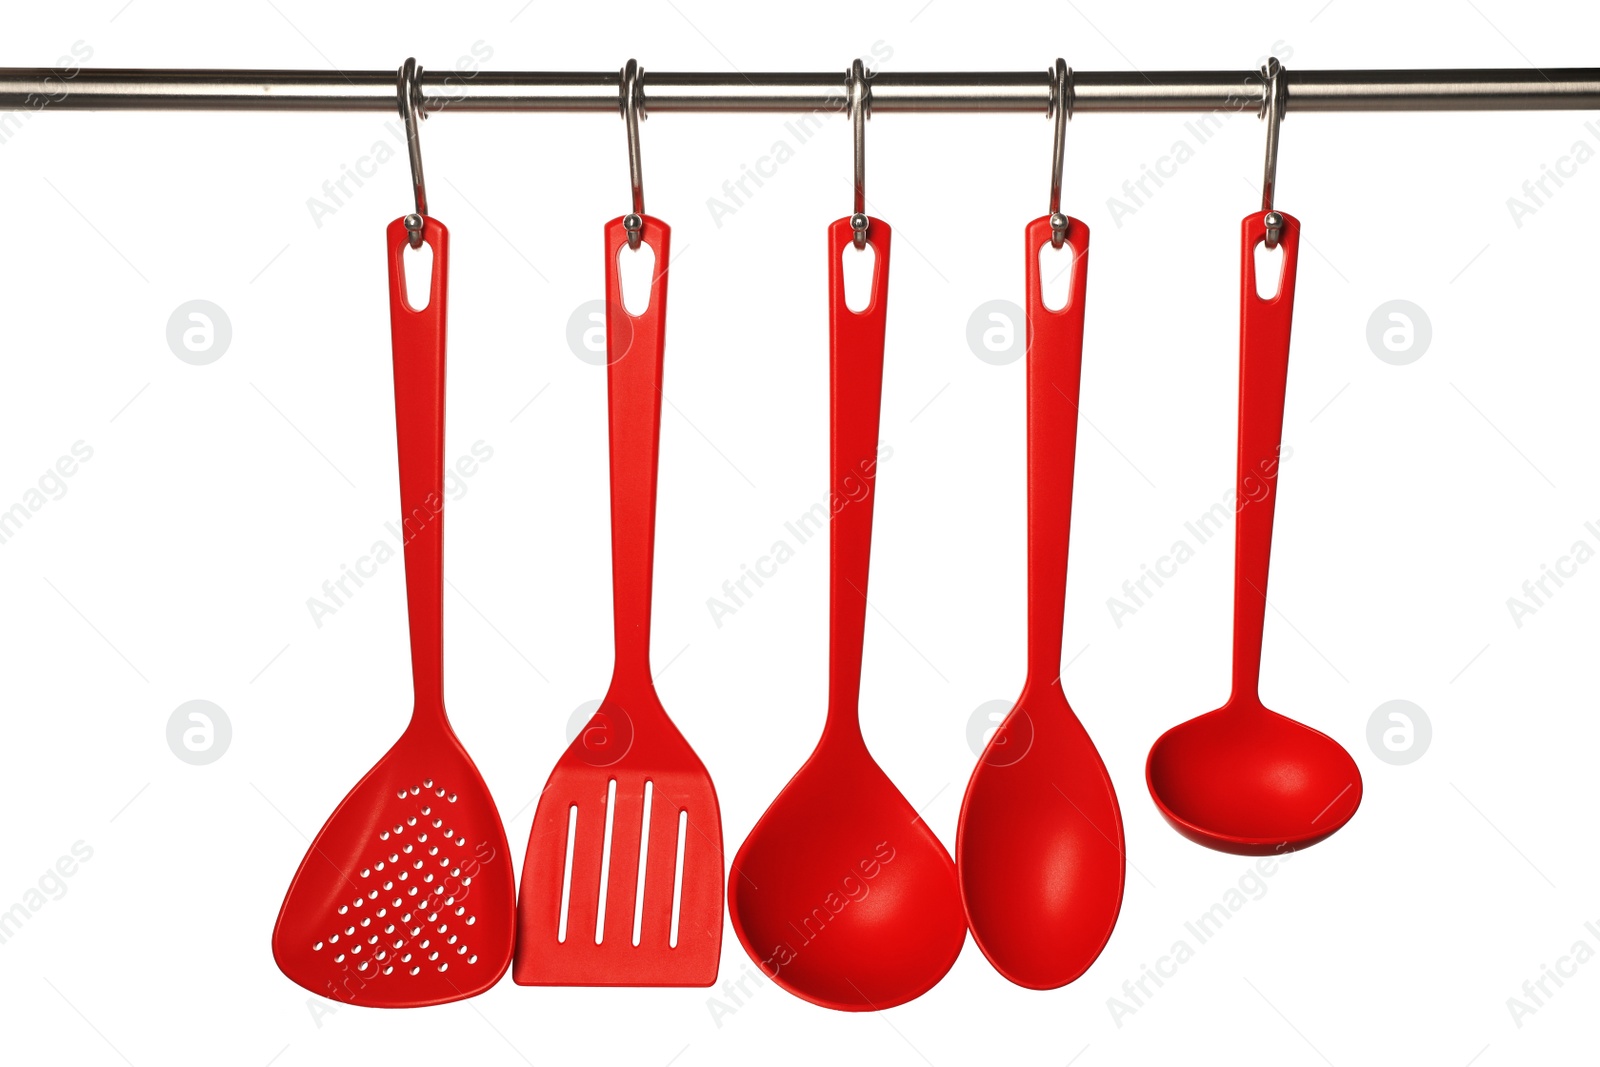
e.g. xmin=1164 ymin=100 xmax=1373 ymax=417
xmin=1037 ymin=240 xmax=1075 ymax=312
xmin=617 ymin=240 xmax=657 ymax=317
xmin=1253 ymin=238 xmax=1284 ymax=300
xmin=841 ymin=241 xmax=877 ymax=313
xmin=401 ymin=240 xmax=435 ymax=311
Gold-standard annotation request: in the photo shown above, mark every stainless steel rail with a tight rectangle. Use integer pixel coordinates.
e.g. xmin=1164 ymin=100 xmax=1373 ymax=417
xmin=1 ymin=67 xmax=1597 ymax=113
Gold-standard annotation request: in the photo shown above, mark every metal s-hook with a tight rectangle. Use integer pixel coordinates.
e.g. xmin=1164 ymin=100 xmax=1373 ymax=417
xmin=847 ymin=59 xmax=871 ymax=249
xmin=1047 ymin=58 xmax=1073 ymax=248
xmin=1258 ymin=56 xmax=1288 ymax=249
xmin=621 ymin=58 xmax=647 ymax=249
xmin=397 ymin=58 xmax=428 ymax=249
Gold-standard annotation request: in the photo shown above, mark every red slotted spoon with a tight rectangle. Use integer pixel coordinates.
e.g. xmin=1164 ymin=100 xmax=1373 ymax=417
xmin=956 ymin=215 xmax=1125 ymax=989
xmin=272 ymin=216 xmax=516 ymax=1006
xmin=514 ymin=214 xmax=723 ymax=987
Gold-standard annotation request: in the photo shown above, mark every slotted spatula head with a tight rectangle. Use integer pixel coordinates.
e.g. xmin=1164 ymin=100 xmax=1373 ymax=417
xmin=514 ymin=214 xmax=722 ymax=986
xmin=514 ymin=686 xmax=723 ymax=986
xmin=272 ymin=716 xmax=517 ymax=1007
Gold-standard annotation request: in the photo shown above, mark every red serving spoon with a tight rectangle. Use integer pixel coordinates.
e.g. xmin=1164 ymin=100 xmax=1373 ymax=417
xmin=514 ymin=215 xmax=723 ymax=986
xmin=728 ymin=217 xmax=965 ymax=1011
xmin=956 ymin=215 xmax=1124 ymax=988
xmin=1146 ymin=210 xmax=1362 ymax=855
xmin=273 ymin=216 xmax=516 ymax=1006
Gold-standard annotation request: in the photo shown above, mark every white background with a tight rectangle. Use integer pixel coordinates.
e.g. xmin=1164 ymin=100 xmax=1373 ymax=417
xmin=2 ymin=1 xmax=1597 ymax=1064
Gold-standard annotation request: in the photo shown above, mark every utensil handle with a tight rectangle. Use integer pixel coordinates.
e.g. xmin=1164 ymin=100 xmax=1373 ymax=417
xmin=604 ymin=214 xmax=670 ymax=682
xmin=827 ymin=216 xmax=890 ymax=719
xmin=1024 ymin=215 xmax=1090 ymax=683
xmin=1232 ymin=210 xmax=1299 ymax=701
xmin=386 ymin=215 xmax=449 ymax=713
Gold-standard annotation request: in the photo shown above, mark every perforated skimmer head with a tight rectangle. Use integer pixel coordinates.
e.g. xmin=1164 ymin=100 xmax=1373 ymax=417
xmin=273 ymin=721 xmax=515 ymax=1007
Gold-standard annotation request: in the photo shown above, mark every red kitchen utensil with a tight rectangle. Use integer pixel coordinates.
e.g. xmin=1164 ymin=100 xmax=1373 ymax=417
xmin=514 ymin=214 xmax=723 ymax=986
xmin=1145 ymin=210 xmax=1363 ymax=854
xmin=727 ymin=217 xmax=966 ymax=1012
xmin=273 ymin=216 xmax=516 ymax=1006
xmin=956 ymin=215 xmax=1124 ymax=989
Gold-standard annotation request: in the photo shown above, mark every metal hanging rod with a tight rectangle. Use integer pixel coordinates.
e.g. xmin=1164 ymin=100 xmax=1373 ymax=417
xmin=2 ymin=67 xmax=1599 ymax=113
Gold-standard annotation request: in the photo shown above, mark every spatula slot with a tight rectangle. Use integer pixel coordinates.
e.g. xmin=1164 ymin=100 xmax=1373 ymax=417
xmin=595 ymin=779 xmax=619 ymax=944
xmin=669 ymin=808 xmax=688 ymax=949
xmin=557 ymin=804 xmax=578 ymax=943
xmin=631 ymin=779 xmax=655 ymax=947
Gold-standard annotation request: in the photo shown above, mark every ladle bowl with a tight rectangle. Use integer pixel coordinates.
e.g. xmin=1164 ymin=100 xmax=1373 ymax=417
xmin=728 ymin=732 xmax=966 ymax=1010
xmin=1147 ymin=699 xmax=1362 ymax=854
xmin=958 ymin=680 xmax=1124 ymax=987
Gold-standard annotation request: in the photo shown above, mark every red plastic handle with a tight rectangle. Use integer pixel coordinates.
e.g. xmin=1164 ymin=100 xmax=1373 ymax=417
xmin=826 ymin=216 xmax=891 ymax=724
xmin=386 ymin=215 xmax=449 ymax=715
xmin=604 ymin=214 xmax=670 ymax=683
xmin=1232 ymin=210 xmax=1300 ymax=701
xmin=1024 ymin=216 xmax=1090 ymax=683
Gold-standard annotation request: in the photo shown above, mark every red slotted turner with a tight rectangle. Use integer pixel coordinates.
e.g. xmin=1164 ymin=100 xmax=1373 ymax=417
xmin=272 ymin=216 xmax=516 ymax=1007
xmin=514 ymin=214 xmax=723 ymax=986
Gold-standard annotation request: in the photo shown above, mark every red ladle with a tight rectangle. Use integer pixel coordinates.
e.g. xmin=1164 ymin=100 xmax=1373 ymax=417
xmin=1146 ymin=211 xmax=1362 ymax=855
xmin=727 ymin=217 xmax=966 ymax=1011
xmin=956 ymin=216 xmax=1124 ymax=989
